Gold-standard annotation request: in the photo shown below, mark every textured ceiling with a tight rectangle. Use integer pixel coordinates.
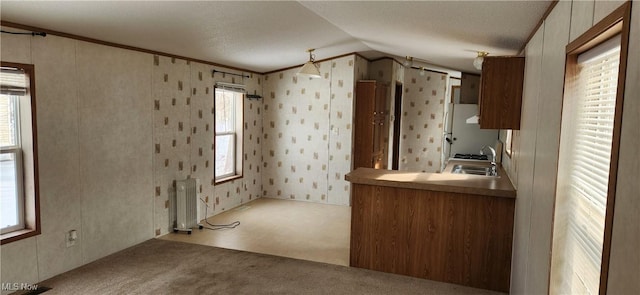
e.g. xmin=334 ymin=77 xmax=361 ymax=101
xmin=0 ymin=1 xmax=550 ymax=73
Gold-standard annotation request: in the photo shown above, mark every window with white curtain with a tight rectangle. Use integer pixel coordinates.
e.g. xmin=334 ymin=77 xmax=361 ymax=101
xmin=214 ymin=84 xmax=244 ymax=182
xmin=550 ymin=35 xmax=621 ymax=295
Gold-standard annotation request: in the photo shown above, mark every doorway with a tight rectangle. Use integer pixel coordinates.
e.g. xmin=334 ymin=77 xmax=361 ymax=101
xmin=391 ymin=82 xmax=403 ymax=170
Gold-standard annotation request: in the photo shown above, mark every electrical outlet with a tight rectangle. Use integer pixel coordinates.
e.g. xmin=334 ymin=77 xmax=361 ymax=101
xmin=66 ymin=230 xmax=77 ymax=248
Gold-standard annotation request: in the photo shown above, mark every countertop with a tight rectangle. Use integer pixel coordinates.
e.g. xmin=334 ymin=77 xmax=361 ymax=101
xmin=345 ymin=159 xmax=516 ymax=198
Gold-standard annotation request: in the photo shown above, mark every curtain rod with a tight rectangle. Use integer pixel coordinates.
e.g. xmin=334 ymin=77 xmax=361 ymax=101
xmin=408 ymin=65 xmax=449 ymax=76
xmin=1 ymin=29 xmax=46 ymax=37
xmin=212 ymin=69 xmax=249 ymax=78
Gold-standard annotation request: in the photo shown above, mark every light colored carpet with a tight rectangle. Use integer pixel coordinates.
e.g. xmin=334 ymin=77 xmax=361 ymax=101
xmin=38 ymin=239 xmax=503 ymax=294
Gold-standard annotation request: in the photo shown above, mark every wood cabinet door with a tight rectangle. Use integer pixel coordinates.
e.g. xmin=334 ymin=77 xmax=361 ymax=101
xmin=479 ymin=57 xmax=525 ymax=129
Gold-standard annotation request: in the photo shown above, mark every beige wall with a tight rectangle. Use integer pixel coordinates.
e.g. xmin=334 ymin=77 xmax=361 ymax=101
xmin=0 ymin=31 xmax=154 ymax=290
xmin=369 ymin=58 xmax=452 ymax=172
xmin=151 ymin=56 xmax=263 ymax=236
xmin=399 ymin=70 xmax=448 ymax=172
xmin=0 ymin=27 xmax=264 ymax=293
xmin=509 ymin=23 xmax=543 ymax=295
xmin=2 ymin=2 xmax=637 ymax=293
xmin=527 ymin=1 xmax=571 ymax=292
xmin=507 ymin=1 xmax=639 ymax=293
xmin=354 ymin=56 xmax=369 ymax=82
xmin=262 ymin=55 xmax=357 ymax=205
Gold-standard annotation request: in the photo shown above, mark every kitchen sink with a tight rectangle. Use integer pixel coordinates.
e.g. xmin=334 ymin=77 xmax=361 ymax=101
xmin=450 ymin=164 xmax=499 ymax=177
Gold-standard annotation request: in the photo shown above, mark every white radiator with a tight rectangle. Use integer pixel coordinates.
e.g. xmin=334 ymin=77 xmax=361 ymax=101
xmin=173 ymin=178 xmax=199 ymax=233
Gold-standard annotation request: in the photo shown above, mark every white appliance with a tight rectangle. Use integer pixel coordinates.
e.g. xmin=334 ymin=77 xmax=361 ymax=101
xmin=171 ymin=178 xmax=199 ymax=234
xmin=443 ymin=104 xmax=499 ymax=163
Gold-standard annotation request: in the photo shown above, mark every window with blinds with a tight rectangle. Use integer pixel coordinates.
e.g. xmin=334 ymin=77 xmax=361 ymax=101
xmin=550 ymin=35 xmax=621 ymax=295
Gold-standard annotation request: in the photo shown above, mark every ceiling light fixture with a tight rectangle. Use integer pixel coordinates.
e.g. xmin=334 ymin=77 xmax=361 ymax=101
xmin=473 ymin=51 xmax=489 ymax=70
xmin=403 ymin=56 xmax=414 ymax=67
xmin=419 ymin=66 xmax=427 ymax=76
xmin=297 ymin=49 xmax=321 ymax=78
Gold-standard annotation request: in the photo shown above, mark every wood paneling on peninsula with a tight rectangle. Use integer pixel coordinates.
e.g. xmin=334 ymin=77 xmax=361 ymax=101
xmin=349 ymin=183 xmax=515 ymax=292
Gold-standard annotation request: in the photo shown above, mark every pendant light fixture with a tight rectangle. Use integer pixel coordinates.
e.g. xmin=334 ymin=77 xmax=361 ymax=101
xmin=403 ymin=56 xmax=414 ymax=67
xmin=473 ymin=51 xmax=488 ymax=70
xmin=419 ymin=66 xmax=427 ymax=76
xmin=297 ymin=49 xmax=321 ymax=78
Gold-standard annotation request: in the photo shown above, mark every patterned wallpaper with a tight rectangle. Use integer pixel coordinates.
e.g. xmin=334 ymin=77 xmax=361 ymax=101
xmin=150 ymin=53 xmax=449 ymax=233
xmin=368 ymin=59 xmax=395 ymax=167
xmin=393 ymin=60 xmax=405 ymax=83
xmin=262 ymin=55 xmax=358 ymax=205
xmin=328 ymin=56 xmax=359 ymax=205
xmin=355 ymin=55 xmax=369 ymax=81
xmin=369 ymin=59 xmax=393 ymax=84
xmin=399 ymin=69 xmax=447 ymax=173
xmin=151 ymin=56 xmax=262 ymax=236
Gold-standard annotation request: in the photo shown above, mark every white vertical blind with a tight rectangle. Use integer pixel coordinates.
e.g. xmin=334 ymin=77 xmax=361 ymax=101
xmin=550 ymin=35 xmax=621 ymax=295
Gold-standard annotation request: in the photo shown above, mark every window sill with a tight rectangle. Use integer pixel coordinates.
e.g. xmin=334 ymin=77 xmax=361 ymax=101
xmin=1 ymin=228 xmax=40 ymax=245
xmin=215 ymin=174 xmax=243 ymax=185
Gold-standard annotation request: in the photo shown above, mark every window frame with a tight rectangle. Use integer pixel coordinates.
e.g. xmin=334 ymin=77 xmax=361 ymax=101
xmin=213 ymin=85 xmax=244 ymax=184
xmin=0 ymin=61 xmax=41 ymax=245
xmin=504 ymin=129 xmax=513 ymax=158
xmin=548 ymin=2 xmax=631 ymax=294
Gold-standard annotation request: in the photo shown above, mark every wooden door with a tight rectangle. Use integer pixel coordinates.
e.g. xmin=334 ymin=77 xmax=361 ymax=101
xmin=354 ymin=81 xmax=376 ymax=169
xmin=391 ymin=83 xmax=403 ymax=170
xmin=354 ymin=81 xmax=388 ymax=170
xmin=372 ymin=83 xmax=388 ymax=169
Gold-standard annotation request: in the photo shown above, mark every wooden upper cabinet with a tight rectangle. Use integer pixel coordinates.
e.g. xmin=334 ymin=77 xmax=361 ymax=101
xmin=478 ymin=56 xmax=525 ymax=130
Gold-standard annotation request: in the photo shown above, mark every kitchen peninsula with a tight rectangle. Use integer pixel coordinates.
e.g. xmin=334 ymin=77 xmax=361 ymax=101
xmin=345 ymin=161 xmax=516 ymax=292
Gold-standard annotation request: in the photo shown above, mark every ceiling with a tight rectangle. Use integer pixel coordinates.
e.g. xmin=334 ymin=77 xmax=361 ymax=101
xmin=0 ymin=1 xmax=551 ymax=74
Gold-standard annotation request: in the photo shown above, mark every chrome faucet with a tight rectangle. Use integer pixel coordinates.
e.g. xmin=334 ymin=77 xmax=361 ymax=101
xmin=480 ymin=145 xmax=498 ymax=176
